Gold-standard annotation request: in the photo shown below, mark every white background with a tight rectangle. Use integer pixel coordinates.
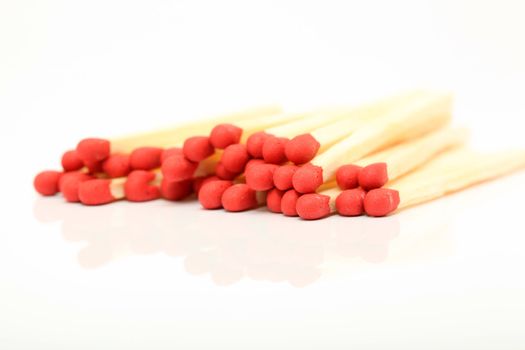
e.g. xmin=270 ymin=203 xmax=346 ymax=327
xmin=1 ymin=0 xmax=525 ymax=349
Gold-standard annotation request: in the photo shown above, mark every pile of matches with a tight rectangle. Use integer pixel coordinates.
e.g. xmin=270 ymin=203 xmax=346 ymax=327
xmin=34 ymin=91 xmax=525 ymax=220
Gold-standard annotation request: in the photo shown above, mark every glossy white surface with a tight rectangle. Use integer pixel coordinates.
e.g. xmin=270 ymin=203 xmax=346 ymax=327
xmin=1 ymin=170 xmax=524 ymax=349
xmin=2 ymin=0 xmax=525 ymax=348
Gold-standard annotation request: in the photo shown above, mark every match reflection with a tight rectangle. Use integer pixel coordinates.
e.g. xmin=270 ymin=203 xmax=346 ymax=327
xmin=33 ymin=196 xmax=453 ymax=287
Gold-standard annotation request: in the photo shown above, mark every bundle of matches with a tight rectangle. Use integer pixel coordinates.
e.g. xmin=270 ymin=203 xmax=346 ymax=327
xmin=34 ymin=91 xmax=525 ymax=220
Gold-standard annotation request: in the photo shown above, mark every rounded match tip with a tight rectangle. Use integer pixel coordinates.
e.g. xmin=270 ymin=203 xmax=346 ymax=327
xmin=124 ymin=170 xmax=160 ymax=202
xmin=273 ymin=164 xmax=298 ymax=191
xmin=183 ymin=136 xmax=214 ymax=162
xmin=78 ymin=179 xmax=114 ymax=205
xmin=285 ymin=134 xmax=320 ymax=165
xmin=245 ymin=163 xmax=279 ymax=191
xmin=221 ymin=143 xmax=250 ymax=173
xmin=262 ymin=136 xmax=289 ymax=164
xmin=246 ymin=131 xmax=273 ymax=158
xmin=245 ymin=158 xmax=265 ymax=171
xmin=215 ymin=162 xmax=239 ymax=180
xmin=60 ymin=172 xmax=93 ymax=202
xmin=61 ymin=150 xmax=84 ymax=172
xmin=364 ymin=188 xmax=400 ymax=217
xmin=221 ymin=184 xmax=258 ymax=212
xmin=160 ymin=147 xmax=183 ymax=163
xmin=34 ymin=170 xmax=62 ymax=196
xmin=296 ymin=193 xmax=332 ymax=220
xmin=130 ymin=147 xmax=163 ymax=170
xmin=335 ymin=188 xmax=366 ymax=216
xmin=281 ymin=189 xmax=301 ymax=217
xmin=292 ymin=164 xmax=323 ymax=193
xmin=266 ymin=188 xmax=284 ymax=213
xmin=102 ymin=153 xmax=131 ymax=178
xmin=161 ymin=154 xmax=198 ymax=182
xmin=76 ymin=138 xmax=110 ymax=163
xmin=192 ymin=175 xmax=220 ymax=195
xmin=161 ymin=178 xmax=193 ymax=201
xmin=336 ymin=164 xmax=362 ymax=190
xmin=358 ymin=162 xmax=389 ymax=191
xmin=198 ymin=180 xmax=233 ymax=209
xmin=209 ymin=123 xmax=243 ymax=149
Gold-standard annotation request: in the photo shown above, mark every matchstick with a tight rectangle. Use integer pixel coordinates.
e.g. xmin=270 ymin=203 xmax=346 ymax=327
xmin=292 ymin=92 xmax=453 ymax=193
xmin=75 ymin=105 xmax=282 ymax=164
xmin=336 ymin=126 xmax=468 ymax=190
xmin=161 ymin=111 xmax=318 ymax=183
xmin=249 ymin=108 xmax=356 ymax=164
xmin=364 ymin=148 xmax=525 ymax=216
xmin=284 ymin=90 xmax=424 ymax=165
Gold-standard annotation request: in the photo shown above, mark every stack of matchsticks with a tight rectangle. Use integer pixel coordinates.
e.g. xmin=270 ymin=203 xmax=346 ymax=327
xmin=34 ymin=91 xmax=525 ymax=220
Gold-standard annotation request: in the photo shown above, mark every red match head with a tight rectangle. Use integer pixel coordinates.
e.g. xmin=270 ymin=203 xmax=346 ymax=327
xmin=209 ymin=123 xmax=243 ymax=149
xmin=292 ymin=164 xmax=323 ymax=193
xmin=266 ymin=188 xmax=284 ymax=213
xmin=34 ymin=170 xmax=62 ymax=196
xmin=160 ymin=147 xmax=183 ymax=163
xmin=285 ymin=133 xmax=320 ymax=165
xmin=245 ymin=158 xmax=265 ymax=171
xmin=273 ymin=164 xmax=298 ymax=191
xmin=183 ymin=136 xmax=214 ymax=162
xmin=281 ymin=189 xmax=301 ymax=217
xmin=61 ymin=150 xmax=84 ymax=172
xmin=358 ymin=163 xmax=389 ymax=191
xmin=78 ymin=179 xmax=115 ymax=205
xmin=161 ymin=154 xmax=198 ymax=182
xmin=192 ymin=175 xmax=220 ymax=195
xmin=76 ymin=138 xmax=110 ymax=163
xmin=246 ymin=131 xmax=273 ymax=158
xmin=335 ymin=188 xmax=366 ymax=216
xmin=198 ymin=180 xmax=233 ymax=209
xmin=221 ymin=184 xmax=258 ymax=212
xmin=296 ymin=193 xmax=332 ymax=220
xmin=262 ymin=136 xmax=289 ymax=164
xmin=336 ymin=164 xmax=362 ymax=190
xmin=245 ymin=163 xmax=279 ymax=191
xmin=161 ymin=178 xmax=193 ymax=201
xmin=84 ymin=159 xmax=104 ymax=174
xmin=221 ymin=143 xmax=250 ymax=173
xmin=215 ymin=162 xmax=239 ymax=180
xmin=363 ymin=188 xmax=400 ymax=217
xmin=124 ymin=170 xmax=160 ymax=202
xmin=102 ymin=153 xmax=131 ymax=178
xmin=130 ymin=147 xmax=163 ymax=170
xmin=60 ymin=172 xmax=93 ymax=202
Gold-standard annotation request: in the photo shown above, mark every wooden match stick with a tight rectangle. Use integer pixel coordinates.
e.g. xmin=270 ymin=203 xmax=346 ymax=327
xmin=284 ymin=90 xmax=425 ymax=164
xmin=252 ymin=108 xmax=357 ymax=164
xmin=365 ymin=148 xmax=525 ymax=216
xmin=209 ymin=110 xmax=314 ymax=149
xmin=76 ymin=105 xmax=282 ymax=164
xmin=292 ymin=92 xmax=453 ymax=193
xmin=110 ymin=105 xmax=283 ymax=152
xmin=337 ymin=126 xmax=468 ymax=190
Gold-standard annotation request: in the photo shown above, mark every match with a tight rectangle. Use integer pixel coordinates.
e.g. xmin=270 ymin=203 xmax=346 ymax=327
xmin=337 ymin=126 xmax=468 ymax=191
xmin=364 ymin=148 xmax=525 ymax=216
xmin=33 ymin=93 xmax=525 ymax=223
xmin=75 ymin=105 xmax=282 ymax=164
xmin=292 ymin=92 xmax=453 ymax=193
